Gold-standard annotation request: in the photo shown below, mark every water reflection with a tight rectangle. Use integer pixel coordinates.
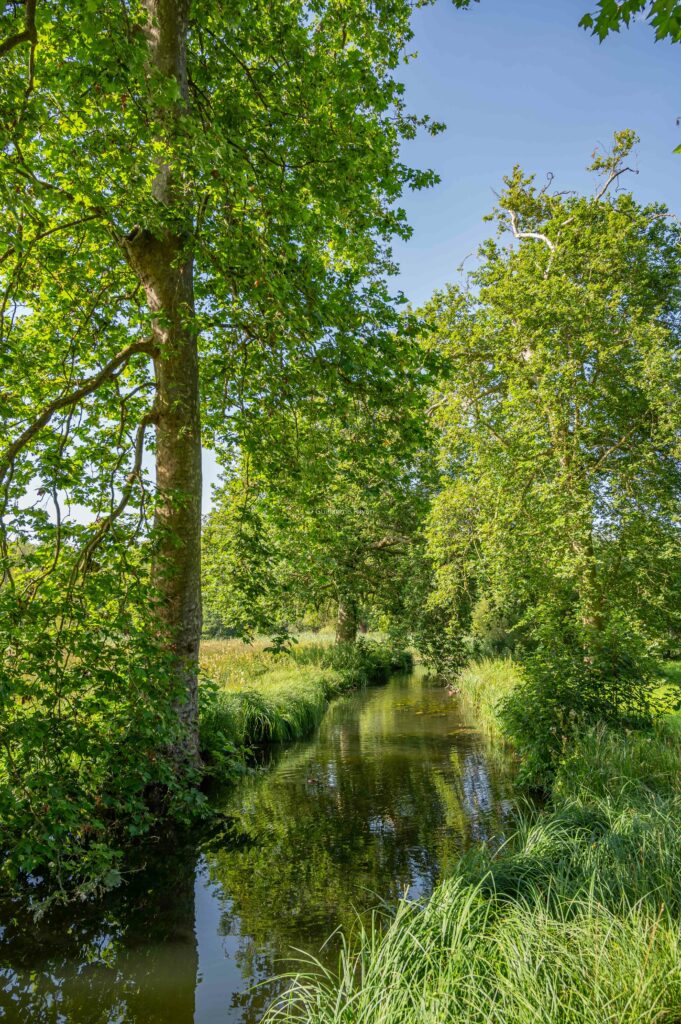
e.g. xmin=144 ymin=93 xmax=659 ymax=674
xmin=0 ymin=671 xmax=517 ymax=1023
xmin=0 ymin=841 xmax=199 ymax=1023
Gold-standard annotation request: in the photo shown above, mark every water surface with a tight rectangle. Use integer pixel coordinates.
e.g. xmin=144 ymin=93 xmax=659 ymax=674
xmin=0 ymin=670 xmax=517 ymax=1023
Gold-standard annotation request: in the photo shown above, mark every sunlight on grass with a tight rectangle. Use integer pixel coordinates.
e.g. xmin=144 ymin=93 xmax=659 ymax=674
xmin=198 ymin=634 xmax=411 ymax=770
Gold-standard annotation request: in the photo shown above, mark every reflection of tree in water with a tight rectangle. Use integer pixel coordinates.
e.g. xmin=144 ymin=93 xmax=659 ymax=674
xmin=0 ymin=841 xmax=199 ymax=1024
xmin=203 ymin=674 xmax=517 ymax=1021
xmin=0 ymin=674 xmax=517 ymax=1024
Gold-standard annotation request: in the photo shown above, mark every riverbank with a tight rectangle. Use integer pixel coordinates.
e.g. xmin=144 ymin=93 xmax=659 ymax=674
xmin=0 ymin=665 xmax=515 ymax=1022
xmin=457 ymin=656 xmax=681 ymax=738
xmin=269 ymin=658 xmax=681 ymax=1024
xmin=199 ymin=636 xmax=412 ymax=775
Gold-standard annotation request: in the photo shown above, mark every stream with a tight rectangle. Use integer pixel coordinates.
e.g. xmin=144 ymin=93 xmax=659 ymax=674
xmin=0 ymin=669 xmax=517 ymax=1023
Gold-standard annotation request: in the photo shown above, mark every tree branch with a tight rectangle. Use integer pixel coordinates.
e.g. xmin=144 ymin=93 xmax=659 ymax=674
xmin=589 ymin=422 xmax=642 ymax=474
xmin=0 ymin=337 xmax=156 ymax=485
xmin=0 ymin=0 xmax=37 ymax=58
xmin=73 ymin=405 xmax=158 ymax=579
xmin=503 ymin=209 xmax=556 ymax=252
xmin=594 ymin=165 xmax=637 ymax=202
xmin=0 ymin=212 xmax=103 ymax=268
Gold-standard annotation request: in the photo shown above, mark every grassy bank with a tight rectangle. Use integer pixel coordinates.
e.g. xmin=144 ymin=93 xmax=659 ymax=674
xmin=457 ymin=656 xmax=681 ymax=735
xmin=267 ymin=658 xmax=681 ymax=1023
xmin=199 ymin=636 xmax=411 ymax=773
xmin=455 ymin=657 xmax=523 ymax=735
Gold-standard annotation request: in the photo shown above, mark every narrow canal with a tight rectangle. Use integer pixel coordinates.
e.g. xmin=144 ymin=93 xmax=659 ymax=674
xmin=0 ymin=669 xmax=518 ymax=1023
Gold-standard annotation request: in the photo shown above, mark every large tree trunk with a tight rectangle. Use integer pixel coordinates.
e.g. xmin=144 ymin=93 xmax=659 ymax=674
xmin=336 ymin=596 xmax=359 ymax=645
xmin=126 ymin=0 xmax=202 ymax=767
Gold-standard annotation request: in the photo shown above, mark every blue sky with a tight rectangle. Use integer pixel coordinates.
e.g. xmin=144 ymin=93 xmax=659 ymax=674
xmin=392 ymin=0 xmax=681 ymax=306
xmin=204 ymin=0 xmax=681 ymax=507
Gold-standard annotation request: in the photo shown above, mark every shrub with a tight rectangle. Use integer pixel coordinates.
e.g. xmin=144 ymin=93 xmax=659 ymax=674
xmin=0 ymin=558 xmax=202 ymax=904
xmin=500 ymin=628 xmax=658 ymax=786
xmin=465 ymin=596 xmax=521 ymax=660
xmin=411 ymin=602 xmax=467 ymax=678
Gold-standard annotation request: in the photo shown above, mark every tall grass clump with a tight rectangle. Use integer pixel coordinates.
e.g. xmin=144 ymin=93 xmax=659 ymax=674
xmin=455 ymin=657 xmax=523 ymax=735
xmin=462 ymin=732 xmax=681 ymax=919
xmin=267 ymin=877 xmax=681 ymax=1024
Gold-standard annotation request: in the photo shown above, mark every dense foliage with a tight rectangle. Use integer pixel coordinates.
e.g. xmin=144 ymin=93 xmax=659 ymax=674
xmin=1 ymin=0 xmax=680 ymax=919
xmin=423 ymin=133 xmax=681 ymax=775
xmin=202 ymin=375 xmax=436 ymax=644
xmin=0 ymin=549 xmax=203 ymax=900
xmin=0 ymin=0 xmax=453 ymax=897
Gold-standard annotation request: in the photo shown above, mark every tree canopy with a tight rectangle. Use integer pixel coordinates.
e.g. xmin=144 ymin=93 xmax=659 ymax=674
xmin=423 ymin=132 xmax=681 ymax=776
xmin=203 ymin=373 xmax=436 ymax=645
xmin=0 ymin=0 xmax=458 ymax=894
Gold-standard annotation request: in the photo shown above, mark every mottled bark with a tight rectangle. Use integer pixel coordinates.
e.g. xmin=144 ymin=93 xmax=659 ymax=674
xmin=336 ymin=597 xmax=359 ymax=645
xmin=125 ymin=0 xmax=201 ymax=766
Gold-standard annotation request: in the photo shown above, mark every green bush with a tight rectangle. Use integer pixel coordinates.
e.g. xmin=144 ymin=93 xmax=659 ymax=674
xmin=501 ymin=628 xmax=658 ymax=786
xmin=320 ymin=638 xmax=414 ymax=683
xmin=465 ymin=596 xmax=521 ymax=660
xmin=0 ymin=555 xmax=202 ymax=903
xmin=411 ymin=603 xmax=467 ymax=678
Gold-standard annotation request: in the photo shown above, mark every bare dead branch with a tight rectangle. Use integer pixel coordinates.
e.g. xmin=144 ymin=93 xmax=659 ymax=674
xmin=594 ymin=165 xmax=638 ymax=202
xmin=503 ymin=209 xmax=556 ymax=252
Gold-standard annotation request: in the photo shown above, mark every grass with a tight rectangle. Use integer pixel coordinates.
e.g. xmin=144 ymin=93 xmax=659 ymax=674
xmin=458 ymin=656 xmax=681 ymax=734
xmin=265 ymin=657 xmax=681 ymax=1023
xmin=268 ymin=881 xmax=681 ymax=1024
xmin=455 ymin=656 xmax=523 ymax=735
xmin=198 ymin=634 xmax=411 ymax=772
xmin=661 ymin=660 xmax=681 ymax=688
xmin=658 ymin=660 xmax=681 ymax=724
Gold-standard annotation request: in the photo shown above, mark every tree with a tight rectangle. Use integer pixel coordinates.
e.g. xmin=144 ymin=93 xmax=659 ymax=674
xmin=203 ymin=370 xmax=436 ymax=645
xmin=424 ymin=133 xmax=681 ymax=776
xmin=0 ymin=0 xmax=473 ymax=892
xmin=0 ymin=0 xmax=452 ymax=754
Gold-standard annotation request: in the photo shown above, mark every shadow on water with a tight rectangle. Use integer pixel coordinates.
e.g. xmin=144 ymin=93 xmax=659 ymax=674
xmin=0 ymin=670 xmax=519 ymax=1023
